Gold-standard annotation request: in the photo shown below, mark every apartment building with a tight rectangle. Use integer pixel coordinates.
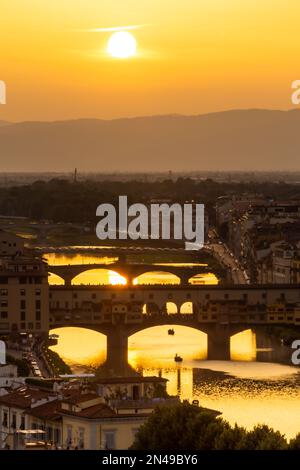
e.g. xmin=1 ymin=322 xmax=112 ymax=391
xmin=0 ymin=232 xmax=49 ymax=335
xmin=0 ymin=375 xmax=173 ymax=450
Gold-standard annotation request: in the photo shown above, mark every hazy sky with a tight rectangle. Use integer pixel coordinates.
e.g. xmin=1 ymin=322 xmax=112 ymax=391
xmin=1 ymin=0 xmax=300 ymax=121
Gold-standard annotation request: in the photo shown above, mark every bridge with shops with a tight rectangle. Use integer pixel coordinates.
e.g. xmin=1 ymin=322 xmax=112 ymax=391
xmin=49 ymin=283 xmax=300 ymax=372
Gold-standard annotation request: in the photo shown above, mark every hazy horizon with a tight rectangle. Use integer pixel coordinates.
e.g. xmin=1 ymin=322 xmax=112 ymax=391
xmin=0 ymin=106 xmax=298 ymax=124
xmin=1 ymin=109 xmax=300 ymax=172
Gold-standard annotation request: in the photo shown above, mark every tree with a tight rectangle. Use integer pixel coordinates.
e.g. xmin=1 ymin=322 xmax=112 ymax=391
xmin=214 ymin=423 xmax=247 ymax=450
xmin=130 ymin=403 xmax=221 ymax=450
xmin=289 ymin=433 xmax=300 ymax=450
xmin=237 ymin=425 xmax=287 ymax=450
xmin=130 ymin=404 xmax=290 ymax=450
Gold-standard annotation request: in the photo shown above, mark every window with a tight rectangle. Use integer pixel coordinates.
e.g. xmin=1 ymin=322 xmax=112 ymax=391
xmin=72 ymin=293 xmax=78 ymax=299
xmin=35 ymin=300 xmax=41 ymax=310
xmin=20 ymin=300 xmax=26 ymax=310
xmin=1 ymin=301 xmax=7 ymax=308
xmin=66 ymin=425 xmax=73 ymax=446
xmin=20 ymin=289 xmax=25 ymax=296
xmin=11 ymin=413 xmax=16 ymax=429
xmin=47 ymin=426 xmax=53 ymax=441
xmin=167 ymin=293 xmax=173 ymax=299
xmin=20 ymin=415 xmax=25 ymax=430
xmin=91 ymin=293 xmax=96 ymax=299
xmin=103 ymin=430 xmax=116 ymax=450
xmin=78 ymin=427 xmax=85 ymax=449
xmin=0 ymin=312 xmax=8 ymax=319
xmin=54 ymin=428 xmax=61 ymax=445
xmin=35 ymin=289 xmax=41 ymax=296
xmin=28 ymin=322 xmax=33 ymax=329
xmin=20 ymin=311 xmax=26 ymax=321
xmin=36 ymin=311 xmax=41 ymax=321
xmin=0 ymin=289 xmax=8 ymax=296
xmin=2 ymin=411 xmax=8 ymax=427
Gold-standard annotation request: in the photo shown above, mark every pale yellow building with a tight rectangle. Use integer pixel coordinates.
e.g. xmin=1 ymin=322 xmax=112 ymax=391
xmin=0 ymin=376 xmax=175 ymax=450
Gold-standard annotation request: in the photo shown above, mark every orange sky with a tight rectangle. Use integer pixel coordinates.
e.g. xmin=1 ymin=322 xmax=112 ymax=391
xmin=1 ymin=0 xmax=300 ymax=121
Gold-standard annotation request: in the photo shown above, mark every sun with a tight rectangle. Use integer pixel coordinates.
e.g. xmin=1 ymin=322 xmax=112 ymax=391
xmin=107 ymin=31 xmax=137 ymax=59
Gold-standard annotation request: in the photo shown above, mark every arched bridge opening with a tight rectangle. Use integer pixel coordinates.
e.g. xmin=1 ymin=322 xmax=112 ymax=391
xmin=133 ymin=271 xmax=180 ymax=286
xmin=71 ymin=268 xmax=127 ymax=286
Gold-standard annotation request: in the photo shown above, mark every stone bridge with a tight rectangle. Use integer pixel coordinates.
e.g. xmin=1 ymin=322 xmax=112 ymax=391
xmin=48 ymin=262 xmax=210 ymax=285
xmin=49 ymin=284 xmax=300 ymax=373
xmin=50 ymin=313 xmax=290 ymax=373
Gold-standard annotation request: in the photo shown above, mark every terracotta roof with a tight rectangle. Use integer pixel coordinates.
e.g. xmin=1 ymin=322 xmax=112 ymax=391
xmin=0 ymin=387 xmax=56 ymax=409
xmin=59 ymin=402 xmax=152 ymax=420
xmin=28 ymin=400 xmax=61 ymax=421
xmin=94 ymin=376 xmax=168 ymax=385
xmin=59 ymin=403 xmax=116 ymax=419
xmin=61 ymin=392 xmax=99 ymax=405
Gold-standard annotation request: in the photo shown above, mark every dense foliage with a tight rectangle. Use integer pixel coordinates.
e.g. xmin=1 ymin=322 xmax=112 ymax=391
xmin=131 ymin=403 xmax=295 ymax=450
xmin=1 ymin=178 xmax=300 ymax=224
xmin=44 ymin=348 xmax=72 ymax=375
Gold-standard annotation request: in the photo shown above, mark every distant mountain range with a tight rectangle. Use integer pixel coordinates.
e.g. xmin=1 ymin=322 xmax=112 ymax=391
xmin=0 ymin=109 xmax=299 ymax=172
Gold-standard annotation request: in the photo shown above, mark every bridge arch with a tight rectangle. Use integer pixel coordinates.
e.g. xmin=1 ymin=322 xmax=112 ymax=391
xmin=48 ymin=272 xmax=65 ymax=285
xmin=188 ymin=272 xmax=219 ymax=285
xmin=49 ymin=326 xmax=107 ymax=362
xmin=142 ymin=302 xmax=160 ymax=315
xmin=133 ymin=271 xmax=180 ymax=285
xmin=180 ymin=301 xmax=194 ymax=314
xmin=165 ymin=302 xmax=178 ymax=314
xmin=71 ymin=268 xmax=127 ymax=286
xmin=128 ymin=325 xmax=208 ymax=364
xmin=230 ymin=328 xmax=256 ymax=361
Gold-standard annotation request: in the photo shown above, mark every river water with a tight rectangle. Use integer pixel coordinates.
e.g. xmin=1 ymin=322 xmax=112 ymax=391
xmin=47 ymin=252 xmax=300 ymax=439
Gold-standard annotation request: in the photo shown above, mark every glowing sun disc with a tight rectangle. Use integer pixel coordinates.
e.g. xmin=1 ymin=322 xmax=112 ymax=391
xmin=107 ymin=31 xmax=137 ymax=59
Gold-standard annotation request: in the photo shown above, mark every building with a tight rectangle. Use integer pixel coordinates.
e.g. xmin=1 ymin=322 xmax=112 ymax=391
xmin=0 ymin=231 xmax=24 ymax=258
xmin=0 ymin=256 xmax=49 ymax=335
xmin=0 ymin=232 xmax=49 ymax=335
xmin=0 ymin=375 xmax=177 ymax=450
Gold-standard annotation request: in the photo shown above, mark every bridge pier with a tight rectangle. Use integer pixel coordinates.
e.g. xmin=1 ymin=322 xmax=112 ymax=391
xmin=64 ymin=276 xmax=72 ymax=286
xmin=180 ymin=274 xmax=191 ymax=286
xmin=206 ymin=325 xmax=231 ymax=360
xmin=106 ymin=326 xmax=129 ymax=375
